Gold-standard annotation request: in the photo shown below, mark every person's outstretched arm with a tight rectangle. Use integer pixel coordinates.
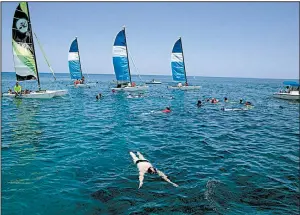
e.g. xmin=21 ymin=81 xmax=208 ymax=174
xmin=138 ymin=172 xmax=145 ymax=189
xmin=156 ymin=169 xmax=179 ymax=187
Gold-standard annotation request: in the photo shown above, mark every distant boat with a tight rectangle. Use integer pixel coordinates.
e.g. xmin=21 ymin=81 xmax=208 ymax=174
xmin=273 ymin=81 xmax=300 ymax=100
xmin=146 ymin=79 xmax=162 ymax=84
xmin=167 ymin=37 xmax=200 ymax=90
xmin=68 ymin=37 xmax=96 ymax=88
xmin=111 ymin=26 xmax=148 ymax=92
xmin=3 ymin=2 xmax=67 ymax=98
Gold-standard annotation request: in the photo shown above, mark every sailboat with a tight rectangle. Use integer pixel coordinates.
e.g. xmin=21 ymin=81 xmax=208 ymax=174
xmin=111 ymin=26 xmax=148 ymax=92
xmin=3 ymin=2 xmax=67 ymax=98
xmin=167 ymin=37 xmax=200 ymax=90
xmin=68 ymin=37 xmax=96 ymax=88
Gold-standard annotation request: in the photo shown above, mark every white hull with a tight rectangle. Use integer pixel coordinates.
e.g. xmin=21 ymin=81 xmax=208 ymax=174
xmin=146 ymin=81 xmax=162 ymax=84
xmin=167 ymin=85 xmax=201 ymax=90
xmin=68 ymin=83 xmax=96 ymax=88
xmin=2 ymin=90 xmax=68 ymax=99
xmin=273 ymin=92 xmax=300 ymax=100
xmin=111 ymin=86 xmax=149 ymax=92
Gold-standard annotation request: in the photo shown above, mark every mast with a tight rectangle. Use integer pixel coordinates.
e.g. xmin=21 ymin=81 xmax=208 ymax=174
xmin=27 ymin=2 xmax=41 ymax=91
xmin=180 ymin=37 xmax=187 ymax=83
xmin=34 ymin=32 xmax=56 ymax=80
xmin=123 ymin=27 xmax=132 ymax=84
xmin=76 ymin=37 xmax=83 ymax=78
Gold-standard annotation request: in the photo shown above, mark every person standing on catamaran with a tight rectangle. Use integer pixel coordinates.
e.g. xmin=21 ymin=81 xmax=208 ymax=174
xmin=129 ymin=152 xmax=179 ymax=189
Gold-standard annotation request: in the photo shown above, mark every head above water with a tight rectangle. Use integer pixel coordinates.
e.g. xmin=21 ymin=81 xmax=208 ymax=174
xmin=166 ymin=107 xmax=170 ymax=110
xmin=147 ymin=167 xmax=157 ymax=174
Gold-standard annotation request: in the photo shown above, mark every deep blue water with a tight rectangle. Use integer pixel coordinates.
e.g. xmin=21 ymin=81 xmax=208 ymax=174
xmin=1 ymin=72 xmax=299 ymax=215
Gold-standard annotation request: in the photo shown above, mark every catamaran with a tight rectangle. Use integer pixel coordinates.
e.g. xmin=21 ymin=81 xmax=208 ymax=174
xmin=111 ymin=27 xmax=148 ymax=92
xmin=68 ymin=37 xmax=96 ymax=88
xmin=273 ymin=81 xmax=300 ymax=100
xmin=167 ymin=37 xmax=200 ymax=90
xmin=3 ymin=2 xmax=67 ymax=98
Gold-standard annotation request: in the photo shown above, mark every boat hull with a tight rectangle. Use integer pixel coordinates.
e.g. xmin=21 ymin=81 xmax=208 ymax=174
xmin=273 ymin=93 xmax=300 ymax=100
xmin=2 ymin=90 xmax=68 ymax=99
xmin=111 ymin=86 xmax=149 ymax=92
xmin=145 ymin=82 xmax=162 ymax=84
xmin=167 ymin=86 xmax=201 ymax=90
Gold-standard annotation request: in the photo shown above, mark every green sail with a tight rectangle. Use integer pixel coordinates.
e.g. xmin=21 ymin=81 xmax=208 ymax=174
xmin=12 ymin=2 xmax=38 ymax=81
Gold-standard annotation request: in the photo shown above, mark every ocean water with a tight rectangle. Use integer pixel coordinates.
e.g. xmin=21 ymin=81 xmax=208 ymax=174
xmin=1 ymin=72 xmax=299 ymax=215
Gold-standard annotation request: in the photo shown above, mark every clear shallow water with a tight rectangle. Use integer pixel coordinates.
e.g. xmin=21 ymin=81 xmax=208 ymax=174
xmin=1 ymin=72 xmax=299 ymax=215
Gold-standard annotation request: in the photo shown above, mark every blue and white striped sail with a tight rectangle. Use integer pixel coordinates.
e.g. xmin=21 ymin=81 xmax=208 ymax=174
xmin=112 ymin=29 xmax=130 ymax=83
xmin=171 ymin=38 xmax=186 ymax=82
xmin=68 ymin=38 xmax=82 ymax=80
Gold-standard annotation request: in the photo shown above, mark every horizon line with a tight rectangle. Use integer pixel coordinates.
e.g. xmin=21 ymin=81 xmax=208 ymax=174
xmin=1 ymin=71 xmax=298 ymax=81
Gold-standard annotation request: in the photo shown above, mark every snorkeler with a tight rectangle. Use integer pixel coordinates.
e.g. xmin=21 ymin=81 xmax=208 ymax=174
xmin=129 ymin=152 xmax=179 ymax=189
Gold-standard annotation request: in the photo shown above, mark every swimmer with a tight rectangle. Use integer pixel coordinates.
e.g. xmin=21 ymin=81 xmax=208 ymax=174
xmin=162 ymin=107 xmax=171 ymax=113
xmin=112 ymin=89 xmax=116 ymax=93
xmin=244 ymin=101 xmax=252 ymax=106
xmin=197 ymin=100 xmax=202 ymax=107
xmin=224 ymin=97 xmax=228 ymax=102
xmin=239 ymin=99 xmax=243 ymax=104
xmin=96 ymin=93 xmax=102 ymax=100
xmin=129 ymin=151 xmax=179 ymax=189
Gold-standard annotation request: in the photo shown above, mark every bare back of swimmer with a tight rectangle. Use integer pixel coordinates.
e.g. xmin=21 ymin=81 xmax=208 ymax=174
xmin=129 ymin=152 xmax=179 ymax=189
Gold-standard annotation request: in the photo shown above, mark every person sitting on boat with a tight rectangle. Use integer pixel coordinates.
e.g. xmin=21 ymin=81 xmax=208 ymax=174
xmin=162 ymin=107 xmax=171 ymax=113
xmin=285 ymin=86 xmax=290 ymax=93
xmin=8 ymin=89 xmax=12 ymax=94
xmin=129 ymin=151 xmax=179 ymax=189
xmin=132 ymin=82 xmax=136 ymax=87
xmin=74 ymin=79 xmax=80 ymax=85
xmin=14 ymin=82 xmax=22 ymax=95
xmin=80 ymin=76 xmax=85 ymax=84
xmin=185 ymin=82 xmax=189 ymax=86
xmin=177 ymin=82 xmax=183 ymax=87
xmin=197 ymin=100 xmax=202 ymax=107
xmin=127 ymin=82 xmax=132 ymax=87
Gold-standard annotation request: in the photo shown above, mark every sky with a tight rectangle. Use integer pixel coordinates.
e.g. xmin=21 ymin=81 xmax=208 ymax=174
xmin=2 ymin=2 xmax=299 ymax=79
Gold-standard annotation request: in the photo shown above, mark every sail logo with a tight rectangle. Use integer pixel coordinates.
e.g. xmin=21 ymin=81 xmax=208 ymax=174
xmin=16 ymin=19 xmax=28 ymax=33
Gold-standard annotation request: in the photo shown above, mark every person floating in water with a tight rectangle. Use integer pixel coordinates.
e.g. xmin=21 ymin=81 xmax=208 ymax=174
xmin=162 ymin=107 xmax=171 ymax=113
xmin=96 ymin=93 xmax=102 ymax=100
xmin=224 ymin=97 xmax=228 ymax=102
xmin=211 ymin=98 xmax=219 ymax=104
xmin=197 ymin=100 xmax=202 ymax=107
xmin=129 ymin=152 xmax=179 ymax=189
xmin=239 ymin=98 xmax=243 ymax=104
xmin=14 ymin=82 xmax=22 ymax=96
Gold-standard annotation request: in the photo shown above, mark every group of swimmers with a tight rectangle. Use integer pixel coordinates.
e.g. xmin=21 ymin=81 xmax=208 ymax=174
xmin=74 ymin=76 xmax=85 ymax=85
xmin=196 ymin=97 xmax=253 ymax=110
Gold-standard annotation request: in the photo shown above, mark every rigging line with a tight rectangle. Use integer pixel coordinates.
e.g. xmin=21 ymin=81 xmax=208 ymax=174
xmin=127 ymin=50 xmax=143 ymax=82
xmin=33 ymin=32 xmax=56 ymax=81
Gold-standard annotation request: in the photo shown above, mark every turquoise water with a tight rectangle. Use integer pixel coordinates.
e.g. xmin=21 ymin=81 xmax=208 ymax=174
xmin=2 ymin=72 xmax=299 ymax=215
